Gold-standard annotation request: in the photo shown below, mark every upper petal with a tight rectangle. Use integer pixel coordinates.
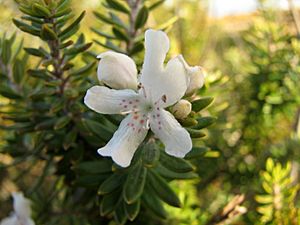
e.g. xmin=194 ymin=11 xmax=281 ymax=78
xmin=0 ymin=216 xmax=18 ymax=225
xmin=97 ymin=51 xmax=138 ymax=90
xmin=141 ymin=55 xmax=189 ymax=107
xmin=150 ymin=109 xmax=192 ymax=157
xmin=98 ymin=114 xmax=148 ymax=167
xmin=143 ymin=29 xmax=169 ymax=73
xmin=84 ymin=86 xmax=140 ymax=114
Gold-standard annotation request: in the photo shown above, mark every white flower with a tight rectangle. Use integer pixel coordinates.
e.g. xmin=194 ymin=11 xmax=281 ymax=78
xmin=0 ymin=192 xmax=35 ymax=225
xmin=84 ymin=29 xmax=193 ymax=167
xmin=179 ymin=56 xmax=205 ymax=95
xmin=172 ymin=99 xmax=192 ymax=119
xmin=97 ymin=51 xmax=138 ymax=90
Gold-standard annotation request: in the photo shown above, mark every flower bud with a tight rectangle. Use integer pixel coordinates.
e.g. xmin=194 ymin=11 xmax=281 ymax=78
xmin=178 ymin=55 xmax=205 ymax=95
xmin=172 ymin=99 xmax=192 ymax=119
xmin=97 ymin=51 xmax=138 ymax=90
xmin=185 ymin=66 xmax=205 ymax=95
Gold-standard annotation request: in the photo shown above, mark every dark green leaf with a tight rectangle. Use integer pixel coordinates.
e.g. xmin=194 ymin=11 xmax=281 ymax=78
xmin=41 ymin=24 xmax=57 ymax=40
xmin=98 ymin=173 xmax=125 ymax=195
xmin=123 ymin=162 xmax=147 ymax=204
xmin=135 ymin=6 xmax=149 ymax=29
xmin=100 ymin=190 xmax=120 ymax=216
xmin=114 ymin=202 xmax=127 ymax=225
xmin=106 ymin=0 xmax=130 ymax=14
xmin=91 ymin=28 xmax=116 ymax=39
xmin=192 ymin=97 xmax=214 ymax=112
xmin=142 ymin=141 xmax=160 ymax=168
xmin=24 ymin=47 xmax=47 ymax=57
xmin=0 ymin=84 xmax=21 ymax=99
xmin=194 ymin=116 xmax=217 ymax=129
xmin=185 ymin=147 xmax=209 ymax=159
xmin=142 ymin=186 xmax=167 ymax=219
xmin=186 ymin=128 xmax=206 ymax=138
xmin=32 ymin=3 xmax=51 ymax=17
xmin=159 ymin=152 xmax=194 ymax=173
xmin=149 ymin=0 xmax=165 ymax=11
xmin=124 ymin=200 xmax=140 ymax=221
xmin=63 ymin=128 xmax=77 ymax=150
xmin=74 ymin=160 xmax=113 ymax=174
xmin=13 ymin=19 xmax=40 ymax=37
xmin=54 ymin=116 xmax=71 ymax=130
xmin=1 ymin=40 xmax=11 ymax=65
xmin=12 ymin=59 xmax=25 ymax=84
xmin=148 ymin=170 xmax=181 ymax=207
xmin=59 ymin=11 xmax=85 ymax=38
xmin=155 ymin=164 xmax=198 ymax=180
xmin=112 ymin=27 xmax=129 ymax=42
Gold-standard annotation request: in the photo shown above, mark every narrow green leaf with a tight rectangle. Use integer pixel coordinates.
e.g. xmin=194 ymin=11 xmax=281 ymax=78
xmin=59 ymin=40 xmax=73 ymax=49
xmin=32 ymin=3 xmax=51 ymax=17
xmin=129 ymin=42 xmax=144 ymax=55
xmin=12 ymin=59 xmax=25 ymax=84
xmin=64 ymin=42 xmax=92 ymax=55
xmin=94 ymin=39 xmax=125 ymax=53
xmin=69 ymin=61 xmax=96 ymax=76
xmin=0 ymin=84 xmax=21 ymax=99
xmin=159 ymin=152 xmax=194 ymax=173
xmin=21 ymin=15 xmax=44 ymax=24
xmin=186 ymin=128 xmax=206 ymax=138
xmin=41 ymin=24 xmax=57 ymax=40
xmin=124 ymin=200 xmax=140 ymax=221
xmin=74 ymin=160 xmax=113 ymax=174
xmin=24 ymin=47 xmax=47 ymax=57
xmin=91 ymin=28 xmax=116 ymax=39
xmin=27 ymin=69 xmax=53 ymax=80
xmin=148 ymin=170 xmax=181 ymax=207
xmin=34 ymin=118 xmax=56 ymax=130
xmin=1 ymin=40 xmax=11 ymax=65
xmin=63 ymin=128 xmax=77 ymax=150
xmin=106 ymin=0 xmax=130 ymax=14
xmin=74 ymin=174 xmax=109 ymax=188
xmin=53 ymin=7 xmax=72 ymax=18
xmin=13 ymin=19 xmax=40 ymax=37
xmin=100 ymin=190 xmax=120 ymax=216
xmin=155 ymin=164 xmax=198 ymax=180
xmin=135 ymin=6 xmax=149 ymax=29
xmin=142 ymin=141 xmax=160 ymax=168
xmin=191 ymin=97 xmax=214 ymax=112
xmin=98 ymin=173 xmax=125 ymax=195
xmin=142 ymin=186 xmax=167 ymax=219
xmin=185 ymin=147 xmax=209 ymax=159
xmin=194 ymin=116 xmax=216 ymax=129
xmin=112 ymin=27 xmax=129 ymax=42
xmin=123 ymin=162 xmax=147 ymax=204
xmin=54 ymin=116 xmax=71 ymax=130
xmin=180 ymin=117 xmax=198 ymax=127
xmin=59 ymin=11 xmax=85 ymax=38
xmin=149 ymin=0 xmax=165 ymax=11
xmin=81 ymin=118 xmax=113 ymax=142
xmin=114 ymin=202 xmax=127 ymax=225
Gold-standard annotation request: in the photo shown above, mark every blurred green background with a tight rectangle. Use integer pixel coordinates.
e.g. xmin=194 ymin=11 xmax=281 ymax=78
xmin=1 ymin=0 xmax=300 ymax=224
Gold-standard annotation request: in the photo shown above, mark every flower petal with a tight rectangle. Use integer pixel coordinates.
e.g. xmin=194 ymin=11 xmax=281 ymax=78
xmin=98 ymin=114 xmax=148 ymax=167
xmin=141 ymin=54 xmax=189 ymax=107
xmin=150 ymin=109 xmax=192 ymax=157
xmin=97 ymin=51 xmax=138 ymax=90
xmin=0 ymin=216 xmax=18 ymax=225
xmin=12 ymin=192 xmax=32 ymax=219
xmin=84 ymin=86 xmax=140 ymax=114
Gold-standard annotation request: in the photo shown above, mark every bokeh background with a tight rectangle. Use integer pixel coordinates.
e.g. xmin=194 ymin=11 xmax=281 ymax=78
xmin=1 ymin=0 xmax=300 ymax=224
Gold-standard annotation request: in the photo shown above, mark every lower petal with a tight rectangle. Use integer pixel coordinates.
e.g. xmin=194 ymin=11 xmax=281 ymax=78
xmin=150 ymin=109 xmax=192 ymax=157
xmin=97 ymin=114 xmax=148 ymax=167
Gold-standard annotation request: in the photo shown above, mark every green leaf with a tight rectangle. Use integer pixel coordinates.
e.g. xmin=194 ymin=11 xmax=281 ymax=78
xmin=59 ymin=40 xmax=74 ymax=49
xmin=74 ymin=174 xmax=109 ymax=188
xmin=0 ymin=84 xmax=21 ymax=99
xmin=94 ymin=39 xmax=125 ymax=53
xmin=91 ymin=28 xmax=116 ymax=39
xmin=148 ymin=170 xmax=181 ymax=207
xmin=74 ymin=160 xmax=113 ymax=174
xmin=114 ymin=202 xmax=127 ymax=225
xmin=63 ymin=128 xmax=77 ymax=150
xmin=135 ymin=6 xmax=149 ymax=29
xmin=13 ymin=19 xmax=40 ymax=37
xmin=59 ymin=11 xmax=85 ymax=38
xmin=159 ymin=152 xmax=194 ymax=173
xmin=124 ymin=200 xmax=140 ymax=221
xmin=21 ymin=15 xmax=44 ymax=24
xmin=12 ymin=59 xmax=25 ymax=84
xmin=112 ymin=27 xmax=129 ymax=42
xmin=34 ymin=118 xmax=56 ymax=130
xmin=24 ymin=47 xmax=47 ymax=57
xmin=98 ymin=173 xmax=125 ymax=195
xmin=100 ymin=190 xmax=120 ymax=216
xmin=54 ymin=116 xmax=71 ymax=130
xmin=28 ymin=69 xmax=53 ymax=80
xmin=1 ymin=40 xmax=11 ymax=65
xmin=123 ymin=162 xmax=147 ymax=204
xmin=81 ymin=118 xmax=114 ymax=142
xmin=142 ymin=141 xmax=160 ymax=168
xmin=192 ymin=97 xmax=214 ymax=112
xmin=180 ymin=117 xmax=198 ymax=127
xmin=129 ymin=42 xmax=144 ymax=55
xmin=64 ymin=42 xmax=92 ymax=55
xmin=149 ymin=0 xmax=165 ymax=11
xmin=155 ymin=164 xmax=198 ymax=180
xmin=186 ymin=128 xmax=206 ymax=138
xmin=194 ymin=116 xmax=217 ymax=129
xmin=41 ymin=24 xmax=58 ymax=40
xmin=106 ymin=0 xmax=130 ymax=14
xmin=32 ymin=3 xmax=51 ymax=17
xmin=53 ymin=7 xmax=72 ymax=18
xmin=185 ymin=147 xmax=209 ymax=159
xmin=69 ymin=61 xmax=95 ymax=76
xmin=142 ymin=186 xmax=167 ymax=219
